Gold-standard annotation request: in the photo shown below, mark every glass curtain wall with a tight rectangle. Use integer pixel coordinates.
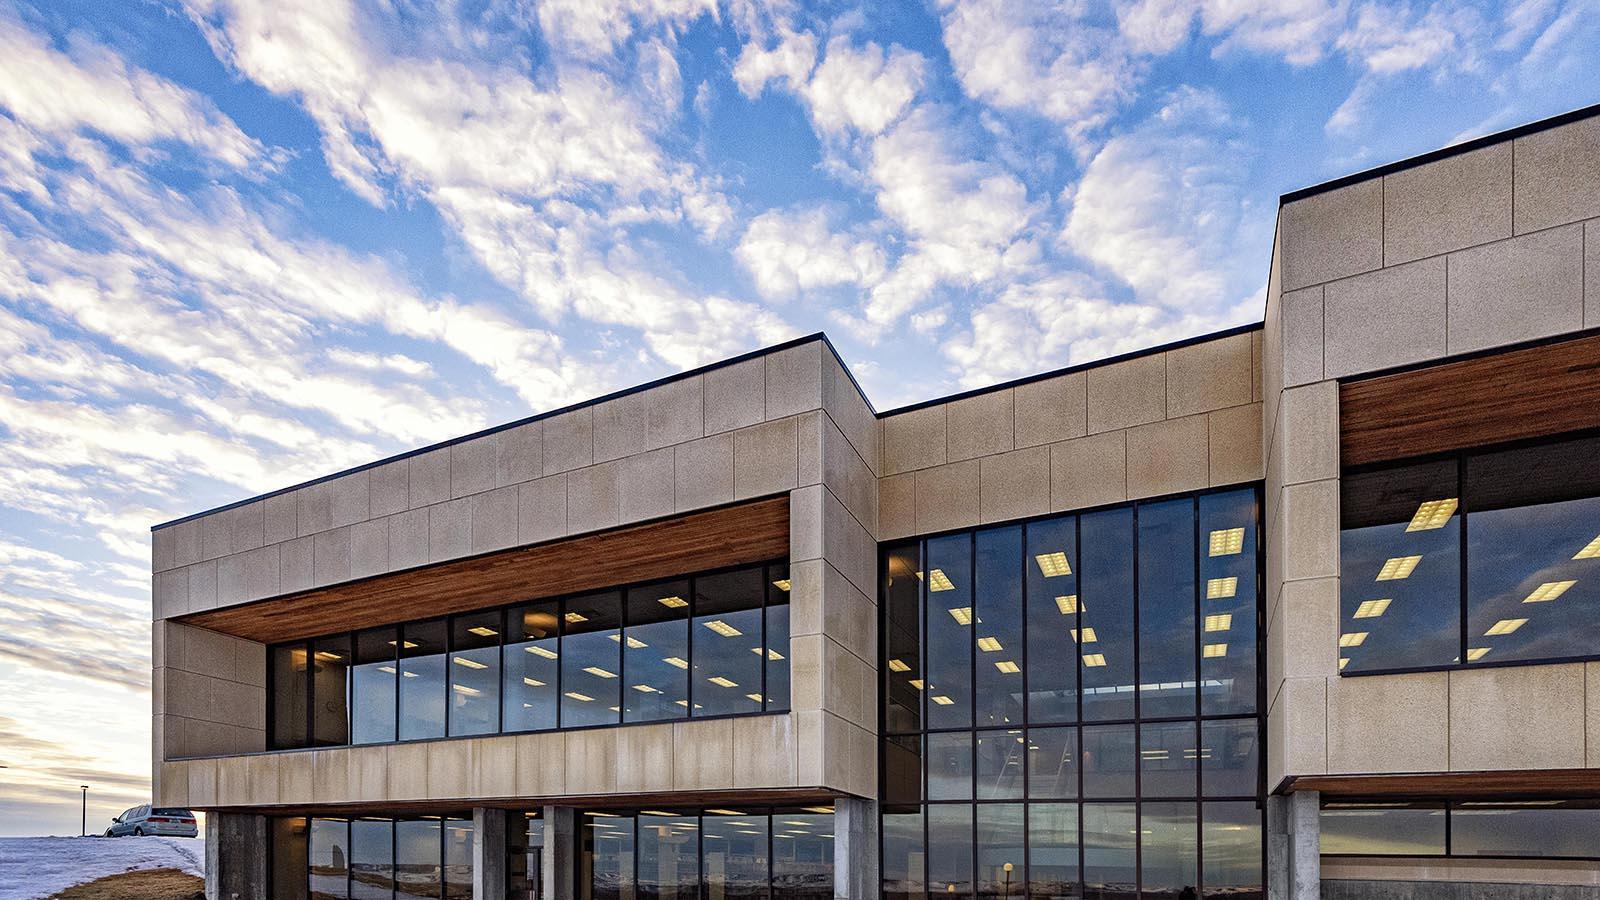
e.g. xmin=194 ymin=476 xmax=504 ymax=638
xmin=270 ymin=561 xmax=790 ymax=749
xmin=273 ymin=816 xmax=474 ymax=900
xmin=1339 ymin=433 xmax=1600 ymax=674
xmin=1321 ymin=799 xmax=1600 ymax=859
xmin=880 ymin=488 xmax=1264 ymax=900
xmin=579 ymin=808 xmax=833 ymax=900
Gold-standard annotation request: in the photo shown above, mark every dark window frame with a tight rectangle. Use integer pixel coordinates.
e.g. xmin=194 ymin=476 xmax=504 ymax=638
xmin=271 ymin=812 xmax=475 ymax=900
xmin=1338 ymin=428 xmax=1600 ymax=678
xmin=266 ymin=559 xmax=791 ymax=752
xmin=876 ymin=483 xmax=1268 ymax=900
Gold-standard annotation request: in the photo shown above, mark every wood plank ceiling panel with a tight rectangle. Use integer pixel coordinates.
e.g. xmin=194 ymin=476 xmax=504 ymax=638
xmin=1340 ymin=332 xmax=1600 ymax=467
xmin=177 ymin=496 xmax=789 ymax=644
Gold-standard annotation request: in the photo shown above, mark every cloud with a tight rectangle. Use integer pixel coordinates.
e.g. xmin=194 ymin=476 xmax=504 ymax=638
xmin=731 ymin=26 xmax=816 ymax=96
xmin=802 ymin=36 xmax=926 ymax=136
xmin=1062 ymin=88 xmax=1262 ymax=311
xmin=0 ymin=9 xmax=270 ymax=169
xmin=735 ymin=205 xmax=886 ymax=299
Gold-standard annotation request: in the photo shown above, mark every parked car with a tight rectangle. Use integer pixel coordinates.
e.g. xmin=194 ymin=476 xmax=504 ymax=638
xmin=104 ymin=804 xmax=198 ymax=837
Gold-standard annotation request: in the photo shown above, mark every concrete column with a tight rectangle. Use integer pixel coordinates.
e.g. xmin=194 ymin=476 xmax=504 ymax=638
xmin=1268 ymin=791 xmax=1320 ymax=900
xmin=204 ymin=812 xmax=267 ymax=900
xmin=475 ymin=807 xmax=508 ymax=900
xmin=542 ymin=805 xmax=578 ymax=900
xmin=833 ymin=797 xmax=879 ymax=900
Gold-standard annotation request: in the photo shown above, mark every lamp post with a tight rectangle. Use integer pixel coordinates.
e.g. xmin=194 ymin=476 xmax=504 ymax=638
xmin=1002 ymin=862 xmax=1013 ymax=899
xmin=80 ymin=785 xmax=88 ymax=837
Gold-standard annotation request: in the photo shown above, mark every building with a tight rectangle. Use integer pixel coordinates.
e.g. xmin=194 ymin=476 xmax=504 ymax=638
xmin=150 ymin=103 xmax=1600 ymax=900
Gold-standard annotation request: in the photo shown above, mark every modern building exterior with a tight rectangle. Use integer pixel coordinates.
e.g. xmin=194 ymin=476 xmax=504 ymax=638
xmin=150 ymin=104 xmax=1600 ymax=900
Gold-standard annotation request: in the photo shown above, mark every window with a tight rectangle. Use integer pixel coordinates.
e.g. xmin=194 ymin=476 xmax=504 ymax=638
xmin=625 ymin=580 xmax=689 ymax=723
xmin=577 ymin=808 xmax=832 ymax=900
xmin=508 ymin=811 xmax=542 ymax=900
xmin=449 ymin=612 xmax=501 ymax=736
xmin=274 ymin=816 xmax=475 ymax=899
xmin=1340 ymin=434 xmax=1600 ymax=674
xmin=267 ymin=561 xmax=790 ymax=750
xmin=399 ymin=621 xmax=447 ymax=740
xmin=693 ymin=569 xmax=765 ymax=717
xmin=351 ymin=628 xmax=397 ymax=745
xmin=881 ymin=489 xmax=1264 ymax=900
xmin=1321 ymin=799 xmax=1600 ymax=860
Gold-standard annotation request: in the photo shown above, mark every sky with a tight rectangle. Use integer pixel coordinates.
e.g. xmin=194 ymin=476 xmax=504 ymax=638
xmin=0 ymin=0 xmax=1595 ymax=836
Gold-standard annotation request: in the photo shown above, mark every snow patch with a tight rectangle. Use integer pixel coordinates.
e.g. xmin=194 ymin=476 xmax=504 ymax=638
xmin=0 ymin=836 xmax=204 ymax=900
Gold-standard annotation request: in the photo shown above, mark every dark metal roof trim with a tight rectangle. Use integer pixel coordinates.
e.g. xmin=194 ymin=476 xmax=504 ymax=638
xmin=1279 ymin=100 xmax=1600 ymax=206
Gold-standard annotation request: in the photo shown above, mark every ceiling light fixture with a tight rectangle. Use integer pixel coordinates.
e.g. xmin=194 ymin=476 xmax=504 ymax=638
xmin=1035 ymin=552 xmax=1072 ymax=577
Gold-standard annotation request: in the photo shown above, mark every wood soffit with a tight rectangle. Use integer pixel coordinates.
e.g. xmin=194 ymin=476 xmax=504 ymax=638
xmin=1341 ymin=332 xmax=1600 ymax=467
xmin=176 ymin=496 xmax=789 ymax=644
xmin=1288 ymin=768 xmax=1600 ymax=799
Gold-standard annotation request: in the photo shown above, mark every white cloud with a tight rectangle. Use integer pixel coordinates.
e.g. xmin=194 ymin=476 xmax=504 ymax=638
xmin=731 ymin=27 xmax=816 ymax=96
xmin=802 ymin=37 xmax=926 ymax=136
xmin=736 ymin=206 xmax=886 ymax=299
xmin=534 ymin=0 xmax=717 ymax=59
xmin=936 ymin=0 xmax=1137 ymax=144
xmin=0 ymin=10 xmax=268 ymax=168
xmin=1062 ymin=88 xmax=1260 ymax=310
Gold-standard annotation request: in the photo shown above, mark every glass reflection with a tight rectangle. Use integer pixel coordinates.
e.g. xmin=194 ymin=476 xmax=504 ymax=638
xmin=583 ymin=813 xmax=636 ymax=900
xmin=1138 ymin=721 xmax=1196 ymax=798
xmin=272 ymin=817 xmax=310 ymax=900
xmin=394 ymin=818 xmax=441 ymax=898
xmin=772 ymin=811 xmax=832 ymax=900
xmin=1138 ymin=499 xmax=1197 ymax=718
xmin=693 ymin=569 xmax=764 ymax=717
xmin=1465 ymin=437 xmax=1600 ymax=666
xmin=767 ymin=566 xmax=792 ymax=713
xmin=1081 ymin=803 xmax=1135 ymax=900
xmin=1140 ymin=802 xmax=1197 ymax=900
xmin=508 ymin=811 xmax=543 ymax=900
xmin=1201 ymin=719 xmax=1259 ymax=798
xmin=444 ymin=818 xmax=474 ymax=900
xmin=1319 ymin=802 xmax=1445 ymax=855
xmin=975 ymin=526 xmax=1025 ymax=728
xmin=884 ymin=544 xmax=925 ymax=734
xmin=1451 ymin=801 xmax=1600 ymax=858
xmin=309 ymin=817 xmax=348 ymax=900
xmin=349 ymin=819 xmax=395 ymax=900
xmin=351 ymin=628 xmax=397 ymax=745
xmin=928 ymin=731 xmax=974 ymax=801
xmin=926 ymin=533 xmax=975 ymax=728
xmin=273 ymin=643 xmax=309 ymax=749
xmin=882 ymin=808 xmax=925 ymax=900
xmin=976 ymin=804 xmax=1024 ymax=898
xmin=1079 ymin=509 xmax=1134 ymax=721
xmin=1026 ymin=516 xmax=1078 ymax=724
xmin=449 ymin=612 xmax=501 ymax=736
xmin=885 ymin=733 xmax=924 ymax=806
xmin=638 ymin=813 xmax=697 ymax=900
xmin=928 ymin=804 xmax=974 ymax=897
xmin=504 ymin=601 xmax=560 ymax=733
xmin=398 ymin=620 xmax=447 ymax=741
xmin=975 ymin=729 xmax=1025 ymax=800
xmin=1339 ymin=461 xmax=1460 ymax=673
xmin=1026 ymin=727 xmax=1077 ymax=799
xmin=1080 ymin=724 xmax=1135 ymax=799
xmin=702 ymin=812 xmax=766 ymax=900
xmin=312 ymin=636 xmax=351 ymax=746
xmin=562 ymin=592 xmax=622 ymax=728
xmin=625 ymin=580 xmax=689 ymax=723
xmin=1202 ymin=801 xmax=1262 ymax=899
xmin=1199 ymin=490 xmax=1258 ymax=715
xmin=1027 ymin=803 xmax=1079 ymax=900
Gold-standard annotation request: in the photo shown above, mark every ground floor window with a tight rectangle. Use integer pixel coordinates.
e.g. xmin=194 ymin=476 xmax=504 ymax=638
xmin=269 ymin=814 xmax=474 ymax=900
xmin=1321 ymin=799 xmax=1600 ymax=860
xmin=578 ymin=806 xmax=834 ymax=900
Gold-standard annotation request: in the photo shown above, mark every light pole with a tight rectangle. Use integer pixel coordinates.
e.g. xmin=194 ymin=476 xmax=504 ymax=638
xmin=80 ymin=785 xmax=88 ymax=837
xmin=1002 ymin=862 xmax=1012 ymax=899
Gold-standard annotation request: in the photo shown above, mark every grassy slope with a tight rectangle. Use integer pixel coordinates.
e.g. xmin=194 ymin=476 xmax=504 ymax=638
xmin=48 ymin=868 xmax=203 ymax=900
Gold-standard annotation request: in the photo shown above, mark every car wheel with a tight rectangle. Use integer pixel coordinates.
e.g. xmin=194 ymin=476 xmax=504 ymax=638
xmin=133 ymin=827 xmax=144 ymax=836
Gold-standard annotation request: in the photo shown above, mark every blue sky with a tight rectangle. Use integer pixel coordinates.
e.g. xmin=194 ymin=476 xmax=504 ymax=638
xmin=0 ymin=0 xmax=1595 ymax=835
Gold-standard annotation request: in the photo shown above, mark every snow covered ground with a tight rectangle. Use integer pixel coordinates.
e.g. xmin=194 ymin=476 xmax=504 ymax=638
xmin=0 ymin=836 xmax=204 ymax=900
